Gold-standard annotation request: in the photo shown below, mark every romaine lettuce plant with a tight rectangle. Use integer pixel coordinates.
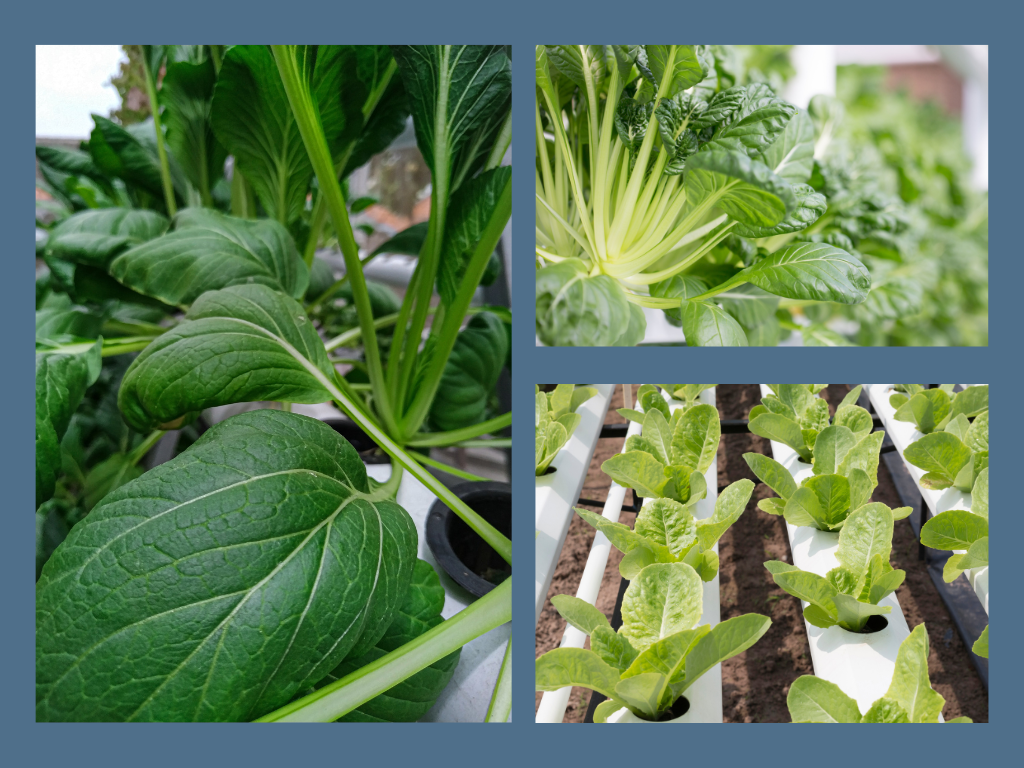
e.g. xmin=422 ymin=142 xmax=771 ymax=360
xmin=619 ymin=384 xmax=715 ymax=422
xmin=890 ymin=384 xmax=988 ymax=434
xmin=35 ymin=45 xmax=512 ymax=723
xmin=536 ymin=384 xmax=599 ymax=474
xmin=535 ymin=563 xmax=770 ymax=721
xmin=903 ymin=406 xmax=988 ymax=492
xmin=535 ymin=45 xmax=871 ymax=347
xmin=743 ymin=385 xmax=903 ymax=530
xmin=764 ymin=501 xmax=908 ymax=632
xmin=787 ymin=624 xmax=971 ymax=722
xmin=920 ymin=468 xmax=988 ymax=657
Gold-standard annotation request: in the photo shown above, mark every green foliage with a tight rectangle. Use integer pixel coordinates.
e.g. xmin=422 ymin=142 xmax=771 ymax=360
xmin=536 ymin=564 xmax=771 ymax=720
xmin=535 ymin=384 xmax=598 ymax=475
xmin=535 ymin=45 xmax=871 ymax=347
xmin=901 ymin=388 xmax=988 ymax=493
xmin=787 ymin=625 xmax=971 ymax=722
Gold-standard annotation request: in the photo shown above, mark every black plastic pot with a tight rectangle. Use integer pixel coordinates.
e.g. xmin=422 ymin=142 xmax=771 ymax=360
xmin=427 ymin=481 xmax=511 ymax=598
xmin=321 ymin=418 xmax=391 ymax=464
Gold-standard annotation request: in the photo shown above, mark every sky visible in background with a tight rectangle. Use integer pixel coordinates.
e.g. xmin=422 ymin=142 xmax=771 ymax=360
xmin=36 ymin=45 xmax=125 ymax=138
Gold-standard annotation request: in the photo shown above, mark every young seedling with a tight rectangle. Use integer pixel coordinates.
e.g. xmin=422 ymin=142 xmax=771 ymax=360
xmin=765 ymin=502 xmax=908 ymax=632
xmin=787 ymin=624 xmax=971 ymax=722
xmin=536 ymin=384 xmax=599 ymax=475
xmin=536 ymin=563 xmax=770 ymax=721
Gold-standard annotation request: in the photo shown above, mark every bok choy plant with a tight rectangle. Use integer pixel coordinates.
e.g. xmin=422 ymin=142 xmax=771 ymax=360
xmin=35 ymin=44 xmax=512 ymax=723
xmin=535 ymin=45 xmax=871 ymax=347
xmin=535 ymin=563 xmax=770 ymax=721
xmin=787 ymin=624 xmax=971 ymax=722
xmin=765 ymin=501 xmax=907 ymax=632
xmin=536 ymin=384 xmax=598 ymax=474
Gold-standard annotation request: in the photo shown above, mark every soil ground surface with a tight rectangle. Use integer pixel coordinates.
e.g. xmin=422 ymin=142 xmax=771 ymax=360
xmin=535 ymin=384 xmax=989 ymax=723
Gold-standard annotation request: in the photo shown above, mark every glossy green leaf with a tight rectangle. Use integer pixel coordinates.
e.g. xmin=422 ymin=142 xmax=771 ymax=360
xmin=787 ymin=676 xmax=862 ymax=723
xmin=742 ymin=453 xmax=796 ymax=500
xmin=904 ymin=432 xmax=974 ymax=484
xmin=921 ymin=509 xmax=988 ymax=551
xmin=551 ymin=595 xmax=611 ymax=636
xmin=812 ymin=425 xmax=857 ymax=476
xmin=950 ymin=385 xmax=988 ymax=419
xmin=736 ymin=242 xmax=870 ymax=304
xmin=836 ymin=502 xmax=894 ymax=576
xmin=161 ymin=56 xmax=226 ymax=201
xmin=600 ymin=451 xmax=670 ymax=499
xmin=833 ymin=405 xmax=873 ymax=438
xmin=748 ymin=412 xmax=808 ymax=458
xmin=44 ymin=209 xmax=169 ymax=268
xmin=621 ymin=627 xmax=708 ymax=683
xmin=957 ymin=537 xmax=988 ymax=570
xmin=696 ymin=479 xmax=754 ymax=550
xmin=109 ymin=208 xmax=309 ymax=308
xmin=783 ymin=486 xmax=827 ymax=528
xmin=118 ymin=284 xmax=334 ymax=431
xmin=768 ymin=564 xmax=837 ymax=612
xmin=536 ymin=260 xmax=643 ymax=347
xmin=684 ymin=150 xmax=795 ymax=228
xmin=437 ymin=166 xmax=511 ymax=306
xmin=669 ymin=403 xmax=720 ymax=472
xmin=973 ymin=626 xmax=988 ymax=659
xmin=759 ymin=109 xmax=814 ymax=184
xmin=591 ymin=626 xmax=639 ymax=673
xmin=89 ymin=116 xmax=186 ymax=206
xmin=317 ymin=559 xmax=460 ymax=722
xmin=614 ymin=673 xmax=664 ymax=718
xmin=804 ymin=474 xmax=851 ymax=527
xmin=682 ymin=300 xmax=748 ymax=346
xmin=429 ymin=312 xmax=509 ymax=431
xmin=964 ymin=410 xmax=989 ymax=453
xmin=640 ymin=45 xmax=708 ymax=99
xmin=680 ymin=614 xmax=771 ymax=693
xmin=620 ymin=563 xmax=702 ymax=653
xmin=884 ymin=624 xmax=945 ymax=723
xmin=36 ymin=410 xmax=418 ymax=722
xmin=535 ymin=648 xmax=620 ymax=699
xmin=35 ymin=340 xmax=102 ymax=506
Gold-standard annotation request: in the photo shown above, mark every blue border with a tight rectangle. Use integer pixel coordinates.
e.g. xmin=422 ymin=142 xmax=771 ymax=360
xmin=3 ymin=3 xmax=1016 ymax=765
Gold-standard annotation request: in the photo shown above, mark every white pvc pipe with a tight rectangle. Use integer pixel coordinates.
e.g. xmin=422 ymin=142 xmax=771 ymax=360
xmin=866 ymin=385 xmax=988 ymax=613
xmin=535 ymin=385 xmax=615 ymax=621
xmin=758 ymin=385 xmax=912 ymax=715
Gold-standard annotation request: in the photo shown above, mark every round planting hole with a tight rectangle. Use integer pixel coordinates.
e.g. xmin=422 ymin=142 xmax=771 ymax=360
xmin=322 ymin=418 xmax=391 ymax=464
xmin=542 ymin=466 xmax=557 ymax=476
xmin=427 ymin=481 xmax=511 ymax=598
xmin=858 ymin=615 xmax=889 ymax=634
xmin=637 ymin=696 xmax=690 ymax=722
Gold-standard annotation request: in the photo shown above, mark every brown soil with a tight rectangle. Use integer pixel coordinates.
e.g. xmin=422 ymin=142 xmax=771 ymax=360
xmin=535 ymin=384 xmax=989 ymax=723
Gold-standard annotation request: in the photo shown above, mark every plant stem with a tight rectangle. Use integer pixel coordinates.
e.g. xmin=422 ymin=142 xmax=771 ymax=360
xmin=273 ymin=45 xmax=397 ymax=438
xmin=449 ymin=438 xmax=511 ymax=448
xmin=404 ymin=412 xmax=512 ymax=447
xmin=127 ymin=429 xmax=164 ymax=466
xmin=485 ymin=639 xmax=512 ymax=722
xmin=141 ymin=55 xmax=177 ymax=218
xmin=367 ymin=463 xmax=403 ymax=501
xmin=407 ymin=450 xmax=489 ymax=482
xmin=256 ymin=577 xmax=512 ymax=722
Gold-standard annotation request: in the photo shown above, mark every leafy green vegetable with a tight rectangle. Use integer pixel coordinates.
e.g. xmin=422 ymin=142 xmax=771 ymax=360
xmin=429 ymin=312 xmax=509 ymax=432
xmin=889 ymin=384 xmax=987 ymax=434
xmin=535 ymin=45 xmax=871 ymax=346
xmin=535 ymin=384 xmax=598 ymax=475
xmin=765 ymin=501 xmax=907 ymax=632
xmin=903 ymin=407 xmax=988 ymax=493
xmin=36 ymin=410 xmax=418 ymax=722
xmin=787 ymin=625 xmax=971 ymax=722
xmin=536 ymin=563 xmax=770 ymax=720
xmin=312 ymin=559 xmax=460 ymax=721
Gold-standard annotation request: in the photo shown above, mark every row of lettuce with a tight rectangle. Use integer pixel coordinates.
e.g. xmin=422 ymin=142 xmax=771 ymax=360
xmin=534 ymin=45 xmax=986 ymax=346
xmin=535 ymin=384 xmax=987 ymax=722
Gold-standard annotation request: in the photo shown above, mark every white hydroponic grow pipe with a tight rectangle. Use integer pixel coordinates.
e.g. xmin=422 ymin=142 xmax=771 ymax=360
xmin=758 ymin=385 xmax=913 ymax=716
xmin=535 ymin=385 xmax=615 ymax=621
xmin=536 ymin=388 xmax=723 ymax=724
xmin=866 ymin=385 xmax=988 ymax=613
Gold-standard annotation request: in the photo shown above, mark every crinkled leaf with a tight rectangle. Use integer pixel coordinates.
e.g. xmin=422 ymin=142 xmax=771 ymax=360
xmin=620 ymin=563 xmax=702 ymax=653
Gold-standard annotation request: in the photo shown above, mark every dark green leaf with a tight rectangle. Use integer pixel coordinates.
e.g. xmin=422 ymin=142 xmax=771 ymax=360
xmin=684 ymin=150 xmax=796 ymax=227
xmin=44 ymin=208 xmax=169 ymax=268
xmin=429 ymin=312 xmax=509 ymax=431
xmin=161 ymin=56 xmax=227 ymax=200
xmin=737 ymin=242 xmax=870 ymax=304
xmin=682 ymin=301 xmax=748 ymax=347
xmin=371 ymin=221 xmax=429 ymax=257
xmin=36 ymin=410 xmax=418 ymax=722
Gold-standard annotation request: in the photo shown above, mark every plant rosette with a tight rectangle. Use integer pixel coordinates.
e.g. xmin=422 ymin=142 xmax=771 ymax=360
xmin=750 ymin=385 xmax=915 ymax=713
xmin=866 ymin=385 xmax=989 ymax=614
xmin=535 ymin=385 xmax=614 ymax=620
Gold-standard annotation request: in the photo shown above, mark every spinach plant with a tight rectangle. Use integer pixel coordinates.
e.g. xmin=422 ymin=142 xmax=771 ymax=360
xmin=764 ymin=501 xmax=908 ymax=632
xmin=535 ymin=563 xmax=770 ymax=721
xmin=35 ymin=45 xmax=512 ymax=723
xmin=787 ymin=624 xmax=971 ymax=722
xmin=920 ymin=468 xmax=988 ymax=657
xmin=536 ymin=384 xmax=599 ymax=475
xmin=889 ymin=384 xmax=988 ymax=434
xmin=535 ymin=45 xmax=871 ymax=347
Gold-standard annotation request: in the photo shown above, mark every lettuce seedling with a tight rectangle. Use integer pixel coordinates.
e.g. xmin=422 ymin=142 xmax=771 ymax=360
xmin=617 ymin=383 xmax=711 ymax=423
xmin=890 ymin=384 xmax=988 ymax=434
xmin=535 ymin=46 xmax=871 ymax=347
xmin=535 ymin=563 xmax=770 ymax=721
xmin=765 ymin=502 xmax=907 ymax=632
xmin=787 ymin=624 xmax=972 ymax=722
xmin=536 ymin=384 xmax=599 ymax=474
xmin=576 ymin=477 xmax=754 ymax=582
xmin=744 ymin=385 xmax=902 ymax=531
xmin=903 ymin=407 xmax=988 ymax=492
xmin=920 ymin=468 xmax=988 ymax=657
xmin=602 ymin=396 xmax=720 ymax=502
